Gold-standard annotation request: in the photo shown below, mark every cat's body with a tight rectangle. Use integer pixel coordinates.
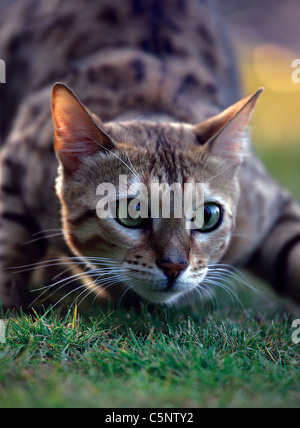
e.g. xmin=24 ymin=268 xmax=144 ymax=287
xmin=1 ymin=0 xmax=300 ymax=311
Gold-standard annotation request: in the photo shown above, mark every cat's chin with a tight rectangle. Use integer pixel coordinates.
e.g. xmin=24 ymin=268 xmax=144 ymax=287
xmin=132 ymin=284 xmax=194 ymax=305
xmin=128 ymin=274 xmax=207 ymax=305
xmin=138 ymin=290 xmax=186 ymax=305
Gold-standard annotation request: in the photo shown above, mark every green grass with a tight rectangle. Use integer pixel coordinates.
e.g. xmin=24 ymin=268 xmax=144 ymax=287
xmin=1 ymin=144 xmax=300 ymax=408
xmin=255 ymin=144 xmax=300 ymax=201
xmin=0 ymin=303 xmax=299 ymax=408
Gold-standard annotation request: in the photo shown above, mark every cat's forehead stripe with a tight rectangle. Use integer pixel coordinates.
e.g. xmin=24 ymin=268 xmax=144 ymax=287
xmin=107 ymin=121 xmax=197 ymax=149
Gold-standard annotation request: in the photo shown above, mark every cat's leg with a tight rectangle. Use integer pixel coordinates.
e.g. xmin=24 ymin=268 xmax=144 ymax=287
xmin=248 ymin=196 xmax=300 ymax=303
xmin=0 ymin=155 xmax=45 ymax=312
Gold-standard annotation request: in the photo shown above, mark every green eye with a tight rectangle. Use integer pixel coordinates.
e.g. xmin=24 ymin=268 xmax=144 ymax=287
xmin=193 ymin=203 xmax=223 ymax=232
xmin=116 ymin=199 xmax=147 ymax=228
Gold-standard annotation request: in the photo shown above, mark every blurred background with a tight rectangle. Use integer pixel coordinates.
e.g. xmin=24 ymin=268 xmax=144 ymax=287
xmin=218 ymin=0 xmax=300 ymax=200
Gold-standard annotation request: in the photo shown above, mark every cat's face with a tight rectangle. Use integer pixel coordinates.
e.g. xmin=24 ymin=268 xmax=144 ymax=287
xmin=52 ymin=83 xmax=262 ymax=305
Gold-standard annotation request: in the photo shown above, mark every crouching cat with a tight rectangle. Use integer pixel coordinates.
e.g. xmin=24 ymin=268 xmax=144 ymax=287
xmin=0 ymin=0 xmax=300 ymax=311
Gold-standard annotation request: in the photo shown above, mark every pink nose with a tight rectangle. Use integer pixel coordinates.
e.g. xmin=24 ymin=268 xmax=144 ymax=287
xmin=156 ymin=259 xmax=189 ymax=280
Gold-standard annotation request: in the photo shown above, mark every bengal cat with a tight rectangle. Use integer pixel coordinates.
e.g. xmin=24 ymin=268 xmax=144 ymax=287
xmin=0 ymin=0 xmax=299 ymax=312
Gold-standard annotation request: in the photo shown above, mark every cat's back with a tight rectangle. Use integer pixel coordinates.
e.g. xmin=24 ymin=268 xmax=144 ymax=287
xmin=0 ymin=0 xmax=240 ymax=141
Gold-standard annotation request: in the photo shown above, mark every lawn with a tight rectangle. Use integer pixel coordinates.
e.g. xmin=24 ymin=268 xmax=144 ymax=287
xmin=0 ymin=301 xmax=299 ymax=408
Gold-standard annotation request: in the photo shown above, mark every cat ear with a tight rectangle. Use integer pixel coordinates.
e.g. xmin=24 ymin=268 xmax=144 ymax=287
xmin=51 ymin=83 xmax=114 ymax=174
xmin=194 ymin=88 xmax=263 ymax=164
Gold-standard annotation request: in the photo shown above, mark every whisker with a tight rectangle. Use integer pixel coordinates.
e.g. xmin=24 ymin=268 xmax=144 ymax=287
xmin=76 ymin=270 xmax=130 ymax=307
xmin=210 ymin=263 xmax=266 ymax=298
xmin=39 ymin=270 xmax=122 ymax=313
xmin=31 ymin=228 xmax=65 ymax=237
xmin=23 ymin=232 xmax=65 ymax=245
xmin=30 ymin=260 xmax=129 ymax=310
xmin=7 ymin=256 xmax=120 ymax=274
xmin=42 ymin=282 xmax=89 ymax=314
xmin=200 ymin=261 xmax=268 ymax=313
xmin=80 ymin=276 xmax=121 ymax=307
xmin=116 ymin=280 xmax=138 ymax=309
xmin=195 ymin=283 xmax=217 ymax=310
xmin=123 ymin=116 xmax=144 ymax=180
xmin=204 ymin=277 xmax=242 ymax=308
xmin=206 ymin=161 xmax=237 ymax=183
xmin=29 ymin=269 xmax=98 ymax=306
xmin=88 ymin=134 xmax=141 ymax=182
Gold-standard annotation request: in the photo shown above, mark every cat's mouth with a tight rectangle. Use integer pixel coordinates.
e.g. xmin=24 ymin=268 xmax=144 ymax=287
xmin=133 ymin=284 xmax=186 ymax=304
xmin=131 ymin=273 xmax=207 ymax=304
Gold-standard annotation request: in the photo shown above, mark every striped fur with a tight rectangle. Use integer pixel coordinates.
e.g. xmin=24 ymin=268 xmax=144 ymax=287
xmin=0 ymin=0 xmax=299 ymax=311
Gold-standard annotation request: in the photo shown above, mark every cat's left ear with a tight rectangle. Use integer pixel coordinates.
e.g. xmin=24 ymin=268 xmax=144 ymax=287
xmin=194 ymin=88 xmax=263 ymax=164
xmin=52 ymin=83 xmax=114 ymax=174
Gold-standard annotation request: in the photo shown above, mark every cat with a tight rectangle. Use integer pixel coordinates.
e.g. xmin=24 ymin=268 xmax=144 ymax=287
xmin=0 ymin=0 xmax=300 ymax=312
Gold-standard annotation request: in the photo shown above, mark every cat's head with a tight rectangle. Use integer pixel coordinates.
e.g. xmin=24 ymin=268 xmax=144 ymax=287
xmin=51 ymin=83 xmax=262 ymax=305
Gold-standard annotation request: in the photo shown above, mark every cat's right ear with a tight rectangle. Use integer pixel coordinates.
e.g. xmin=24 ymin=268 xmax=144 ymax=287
xmin=51 ymin=83 xmax=114 ymax=175
xmin=193 ymin=88 xmax=263 ymax=164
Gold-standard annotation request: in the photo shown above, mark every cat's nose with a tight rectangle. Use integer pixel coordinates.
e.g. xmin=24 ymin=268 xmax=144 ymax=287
xmin=156 ymin=258 xmax=189 ymax=280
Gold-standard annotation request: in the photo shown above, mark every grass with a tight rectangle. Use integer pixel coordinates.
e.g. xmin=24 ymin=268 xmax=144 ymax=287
xmin=0 ymin=303 xmax=299 ymax=408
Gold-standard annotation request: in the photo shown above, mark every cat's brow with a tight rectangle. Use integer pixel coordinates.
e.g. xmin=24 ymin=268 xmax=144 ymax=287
xmin=90 ymin=135 xmax=141 ymax=181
